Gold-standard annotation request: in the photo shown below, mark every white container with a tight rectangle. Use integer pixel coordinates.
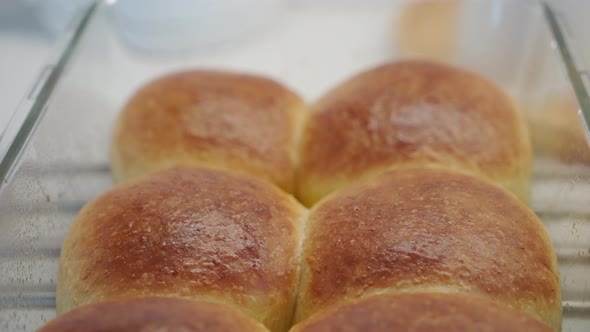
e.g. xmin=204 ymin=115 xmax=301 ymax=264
xmin=109 ymin=0 xmax=287 ymax=53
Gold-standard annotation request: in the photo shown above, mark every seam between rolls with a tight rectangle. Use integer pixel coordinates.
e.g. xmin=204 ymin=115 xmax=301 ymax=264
xmin=287 ymin=206 xmax=310 ymax=329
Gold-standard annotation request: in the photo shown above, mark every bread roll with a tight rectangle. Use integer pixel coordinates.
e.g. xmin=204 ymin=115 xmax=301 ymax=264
xmin=38 ymin=297 xmax=269 ymax=332
xmin=295 ymin=168 xmax=560 ymax=330
xmin=57 ymin=167 xmax=306 ymax=332
xmin=291 ymin=292 xmax=552 ymax=332
xmin=296 ymin=61 xmax=532 ymax=206
xmin=525 ymin=93 xmax=590 ymax=165
xmin=111 ymin=70 xmax=308 ymax=193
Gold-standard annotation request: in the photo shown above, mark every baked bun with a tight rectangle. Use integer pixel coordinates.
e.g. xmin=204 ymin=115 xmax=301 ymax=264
xmin=295 ymin=168 xmax=560 ymax=330
xmin=57 ymin=167 xmax=306 ymax=332
xmin=296 ymin=61 xmax=532 ymax=206
xmin=291 ymin=292 xmax=552 ymax=332
xmin=38 ymin=297 xmax=269 ymax=332
xmin=525 ymin=93 xmax=590 ymax=165
xmin=111 ymin=70 xmax=308 ymax=193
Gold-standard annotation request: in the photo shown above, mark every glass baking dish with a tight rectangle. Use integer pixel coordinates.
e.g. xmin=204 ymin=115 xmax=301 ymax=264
xmin=0 ymin=0 xmax=589 ymax=330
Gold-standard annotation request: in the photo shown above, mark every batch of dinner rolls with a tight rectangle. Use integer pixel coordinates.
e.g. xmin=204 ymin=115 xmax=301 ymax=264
xmin=38 ymin=60 xmax=562 ymax=331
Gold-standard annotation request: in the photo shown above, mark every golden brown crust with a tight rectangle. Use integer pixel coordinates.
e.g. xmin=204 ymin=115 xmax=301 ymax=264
xmin=291 ymin=292 xmax=553 ymax=332
xmin=38 ymin=297 xmax=269 ymax=332
xmin=111 ymin=70 xmax=308 ymax=193
xmin=57 ymin=167 xmax=306 ymax=332
xmin=296 ymin=61 xmax=532 ymax=206
xmin=295 ymin=168 xmax=560 ymax=330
